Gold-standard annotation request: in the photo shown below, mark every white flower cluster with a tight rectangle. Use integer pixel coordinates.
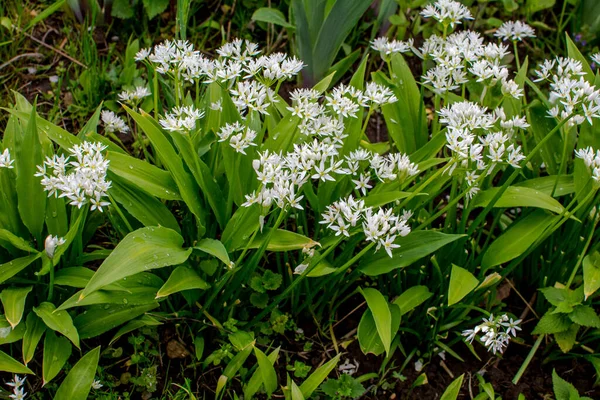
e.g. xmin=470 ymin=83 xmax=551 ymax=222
xmin=217 ymin=122 xmax=258 ymax=154
xmin=320 ymin=196 xmax=412 ymax=258
xmin=421 ymin=0 xmax=473 ymax=28
xmin=575 ymin=146 xmax=600 ymax=183
xmin=534 ymin=57 xmax=600 ymax=127
xmin=135 ymin=39 xmax=302 ymax=117
xmin=462 ymin=314 xmax=521 ymax=354
xmin=592 ymin=53 xmax=600 ymax=66
xmin=370 ymin=37 xmax=413 ymax=60
xmin=415 ymin=31 xmax=521 ymax=97
xmin=494 ymin=21 xmax=536 ymax=42
xmin=0 ymin=148 xmax=14 ymax=169
xmin=159 ymin=105 xmax=205 ymax=133
xmin=440 ymin=101 xmax=528 ymax=198
xmin=5 ymin=375 xmax=26 ymax=400
xmin=347 ymin=149 xmax=419 ymax=194
xmin=36 ymin=142 xmax=111 ymax=212
xmin=118 ymin=86 xmax=151 ymax=103
xmin=101 ymin=110 xmax=129 ymax=134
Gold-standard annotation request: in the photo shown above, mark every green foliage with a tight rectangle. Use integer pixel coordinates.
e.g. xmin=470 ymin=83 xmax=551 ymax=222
xmin=320 ymin=374 xmax=366 ymax=400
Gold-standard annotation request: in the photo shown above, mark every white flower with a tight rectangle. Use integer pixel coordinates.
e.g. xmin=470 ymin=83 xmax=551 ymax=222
xmin=118 ymin=86 xmax=151 ymax=103
xmin=92 ymin=379 xmax=103 ymax=390
xmin=414 ymin=359 xmax=424 ymax=372
xmin=159 ymin=105 xmax=205 ymax=133
xmin=217 ymin=122 xmax=258 ymax=155
xmin=575 ymin=146 xmax=600 ymax=183
xmin=6 ymin=375 xmax=27 ymax=400
xmin=420 ymin=0 xmax=473 ymax=28
xmin=592 ymin=53 xmax=600 ymax=66
xmin=494 ymin=21 xmax=535 ymax=42
xmin=371 ymin=37 xmax=413 ymax=59
xmin=36 ymin=142 xmax=111 ymax=212
xmin=101 ymin=110 xmax=129 ymax=134
xmin=339 ymin=359 xmax=359 ymax=375
xmin=0 ymin=148 xmax=14 ymax=169
xmin=134 ymin=48 xmax=151 ymax=61
xmin=462 ymin=313 xmax=520 ymax=354
xmin=44 ymin=235 xmax=66 ymax=259
xmin=230 ymin=80 xmax=274 ymax=116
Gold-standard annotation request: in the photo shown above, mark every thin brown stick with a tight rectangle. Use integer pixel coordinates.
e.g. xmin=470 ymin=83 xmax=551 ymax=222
xmin=18 ymin=28 xmax=87 ymax=68
xmin=0 ymin=53 xmax=44 ymax=70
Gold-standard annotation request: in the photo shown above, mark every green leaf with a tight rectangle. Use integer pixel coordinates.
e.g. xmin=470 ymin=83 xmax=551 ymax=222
xmin=0 ymin=350 xmax=34 ymax=374
xmin=528 ymin=102 xmax=561 ymax=174
xmin=54 ymin=346 xmax=100 ymax=400
xmin=552 ymin=369 xmax=581 ymax=400
xmin=247 ymin=229 xmax=318 ymax=252
xmin=194 ymin=238 xmax=231 ymax=266
xmin=363 ymin=191 xmax=418 ymax=208
xmin=440 ymin=374 xmax=464 ymax=400
xmin=143 ymin=0 xmax=169 ymax=19
xmin=360 ymin=231 xmax=465 ymax=276
xmin=109 ymin=176 xmax=181 ymax=233
xmin=54 ymin=267 xmax=94 ymax=288
xmin=448 ymin=265 xmax=479 ymax=306
xmin=252 ymin=7 xmax=294 ymax=28
xmin=15 ymin=107 xmax=46 ymax=240
xmin=106 ymin=151 xmax=181 ymax=200
xmin=393 ymin=286 xmax=432 ymax=316
xmin=75 ymin=303 xmax=159 ymax=339
xmin=156 ymin=266 xmax=209 ymax=298
xmin=244 ymin=347 xmax=279 ymax=399
xmin=124 ymin=107 xmax=206 ymax=233
xmin=111 ymin=0 xmax=134 ymax=18
xmin=569 ymin=305 xmax=600 ymax=328
xmin=58 ymin=282 xmax=159 ymax=311
xmin=532 ymin=312 xmax=572 ymax=335
xmin=514 ymin=175 xmax=574 ymax=197
xmin=217 ymin=345 xmax=253 ymax=396
xmin=81 ymin=226 xmax=191 ymax=298
xmin=471 ymin=186 xmax=565 ymax=214
xmin=0 ymin=229 xmax=37 ymax=252
xmin=299 ymin=354 xmax=340 ymax=399
xmin=22 ymin=312 xmax=46 ymax=364
xmin=555 ymin=324 xmax=579 ymax=353
xmin=290 ymin=378 xmax=305 ymax=400
xmin=482 ymin=211 xmax=558 ymax=270
xmin=583 ymin=251 xmax=600 ymax=300
xmin=43 ymin=331 xmax=72 ymax=385
xmin=359 ymin=287 xmax=393 ymax=354
xmin=0 ymin=286 xmax=32 ymax=328
xmin=357 ymin=304 xmax=401 ymax=356
xmin=109 ymin=314 xmax=162 ymax=346
xmin=33 ymin=302 xmax=79 ymax=348
xmin=565 ymin=34 xmax=594 ymax=82
xmin=526 ymin=0 xmax=555 ymax=13
xmin=0 ymin=253 xmax=42 ymax=283
xmin=254 ymin=347 xmax=278 ymax=396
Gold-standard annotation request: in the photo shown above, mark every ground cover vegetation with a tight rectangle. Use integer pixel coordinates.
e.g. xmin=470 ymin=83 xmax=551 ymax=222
xmin=0 ymin=0 xmax=600 ymax=398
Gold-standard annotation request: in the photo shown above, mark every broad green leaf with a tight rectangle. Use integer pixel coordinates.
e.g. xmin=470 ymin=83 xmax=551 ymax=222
xmin=358 ymin=305 xmax=401 ymax=356
xmin=0 ymin=251 xmax=41 ymax=285
xmin=290 ymin=378 xmax=305 ymax=400
xmin=142 ymin=0 xmax=169 ymax=19
xmin=448 ymin=265 xmax=479 ymax=306
xmin=74 ymin=303 xmax=159 ymax=339
xmin=360 ymin=288 xmax=393 ymax=354
xmin=43 ymin=331 xmax=72 ymax=385
xmin=0 ymin=318 xmax=25 ymax=345
xmin=583 ymin=251 xmax=600 ymax=300
xmin=6 ymin=109 xmax=80 ymax=150
xmin=247 ymin=229 xmax=318 ymax=252
xmin=22 ymin=312 xmax=46 ymax=364
xmin=54 ymin=267 xmax=94 ymax=288
xmin=440 ymin=374 xmax=464 ymax=400
xmin=299 ymin=354 xmax=340 ymax=399
xmin=526 ymin=0 xmax=555 ymax=13
xmin=222 ymin=204 xmax=260 ymax=252
xmin=482 ymin=211 xmax=558 ymax=270
xmin=393 ymin=286 xmax=433 ymax=316
xmin=81 ymin=226 xmax=191 ymax=298
xmin=360 ymin=231 xmax=465 ymax=276
xmin=569 ymin=305 xmax=600 ymax=328
xmin=194 ymin=336 xmax=205 ymax=361
xmin=54 ymin=346 xmax=100 ymax=400
xmin=254 ymin=347 xmax=278 ymax=396
xmin=0 ymin=286 xmax=32 ymax=327
xmin=363 ymin=191 xmax=418 ymax=208
xmin=109 ymin=314 xmax=162 ymax=346
xmin=109 ymin=175 xmax=181 ymax=233
xmin=156 ymin=266 xmax=209 ymax=298
xmin=555 ymin=324 xmax=579 ymax=353
xmin=528 ymin=102 xmax=561 ymax=175
xmin=252 ymin=7 xmax=294 ymax=28
xmin=106 ymin=151 xmax=181 ymax=200
xmin=244 ymin=347 xmax=279 ymax=399
xmin=565 ymin=34 xmax=594 ymax=82
xmin=471 ymin=186 xmax=565 ymax=214
xmin=33 ymin=302 xmax=79 ymax=348
xmin=0 ymin=350 xmax=34 ymax=374
xmin=124 ymin=107 xmax=206 ymax=233
xmin=194 ymin=238 xmax=231 ymax=266
xmin=0 ymin=229 xmax=36 ymax=252
xmin=217 ymin=345 xmax=253 ymax=396
xmin=552 ymin=369 xmax=581 ymax=400
xmin=532 ymin=312 xmax=572 ymax=335
xmin=58 ymin=283 xmax=159 ymax=311
xmin=514 ymin=175 xmax=574 ymax=197
xmin=15 ymin=107 xmax=46 ymax=240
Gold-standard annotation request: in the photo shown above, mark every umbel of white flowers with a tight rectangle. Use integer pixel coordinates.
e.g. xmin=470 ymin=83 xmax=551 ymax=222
xmin=36 ymin=142 xmax=112 ymax=212
xmin=462 ymin=314 xmax=521 ymax=354
xmin=575 ymin=146 xmax=600 ymax=183
xmin=5 ymin=375 xmax=27 ymax=400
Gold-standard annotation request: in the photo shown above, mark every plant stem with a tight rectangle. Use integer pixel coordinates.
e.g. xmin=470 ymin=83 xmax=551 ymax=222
xmin=513 ymin=334 xmax=543 ymax=384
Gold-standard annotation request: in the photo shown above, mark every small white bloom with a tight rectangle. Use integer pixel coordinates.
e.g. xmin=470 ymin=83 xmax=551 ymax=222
xmin=0 ymin=148 xmax=15 ymax=169
xmin=101 ymin=110 xmax=129 ymax=134
xmin=44 ymin=235 xmax=66 ymax=259
xmin=92 ymin=379 xmax=103 ymax=390
xmin=494 ymin=21 xmax=536 ymax=41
